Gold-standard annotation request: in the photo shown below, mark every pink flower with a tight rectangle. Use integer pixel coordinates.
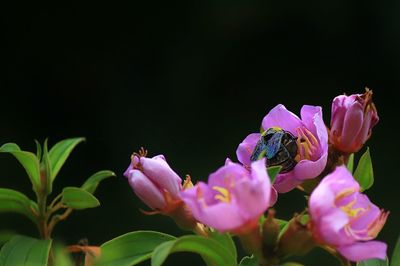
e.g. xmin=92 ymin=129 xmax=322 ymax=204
xmin=124 ymin=151 xmax=182 ymax=210
xmin=330 ymin=89 xmax=379 ymax=154
xmin=180 ymin=159 xmax=271 ymax=233
xmin=236 ymin=104 xmax=328 ymax=193
xmin=309 ymin=166 xmax=388 ymax=262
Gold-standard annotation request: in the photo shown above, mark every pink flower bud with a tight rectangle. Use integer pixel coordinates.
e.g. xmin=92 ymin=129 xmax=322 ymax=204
xmin=330 ymin=89 xmax=379 ymax=154
xmin=309 ymin=166 xmax=388 ymax=262
xmin=124 ymin=151 xmax=182 ymax=211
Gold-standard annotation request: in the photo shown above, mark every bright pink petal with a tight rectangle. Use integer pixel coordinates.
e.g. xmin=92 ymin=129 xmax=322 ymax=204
xmin=236 ymin=133 xmax=261 ymax=166
xmin=300 ymin=105 xmax=322 ymax=137
xmin=309 ymin=176 xmax=335 ymax=218
xmin=330 ymin=95 xmax=351 ymax=134
xmin=293 ymin=151 xmax=328 ymax=180
xmin=318 ymin=209 xmax=350 ymax=246
xmin=208 ymin=163 xmax=248 ymax=188
xmin=180 ymin=184 xmax=245 ymax=232
xmin=273 ymin=171 xmax=302 ymax=193
xmin=319 ymin=166 xmax=360 ymax=195
xmin=269 ymin=186 xmax=278 ymax=206
xmin=128 ymin=170 xmax=166 ymax=210
xmin=341 ymin=101 xmax=364 ymax=148
xmin=337 ymin=241 xmax=387 ymax=262
xmin=140 ymin=156 xmax=182 ymax=197
xmin=261 ymin=104 xmax=303 ymax=134
xmin=123 ymin=163 xmax=134 ymax=178
xmin=195 ymin=202 xmax=246 ymax=232
xmin=355 ymin=109 xmax=373 ymax=148
xmin=234 ymin=159 xmax=271 ymax=220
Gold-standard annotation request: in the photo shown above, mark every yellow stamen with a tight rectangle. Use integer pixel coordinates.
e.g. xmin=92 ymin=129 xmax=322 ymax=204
xmin=296 ymin=127 xmax=319 ymax=161
xmin=183 ymin=175 xmax=194 ymax=189
xmin=340 ymin=199 xmax=365 ymax=217
xmin=335 ymin=188 xmax=365 ymax=217
xmin=334 ymin=188 xmax=358 ymax=204
xmin=212 ymin=186 xmax=231 ymax=203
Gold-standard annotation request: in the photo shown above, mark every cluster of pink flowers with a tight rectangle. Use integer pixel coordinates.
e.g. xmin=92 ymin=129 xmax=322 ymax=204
xmin=124 ymin=89 xmax=387 ymax=263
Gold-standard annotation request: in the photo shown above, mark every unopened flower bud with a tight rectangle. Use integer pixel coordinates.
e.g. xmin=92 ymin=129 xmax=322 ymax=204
xmin=124 ymin=151 xmax=182 ymax=210
xmin=330 ymin=89 xmax=379 ymax=154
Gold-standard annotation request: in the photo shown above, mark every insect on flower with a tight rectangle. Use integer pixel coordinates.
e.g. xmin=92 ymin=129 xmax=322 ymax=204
xmin=250 ymin=127 xmax=298 ymax=173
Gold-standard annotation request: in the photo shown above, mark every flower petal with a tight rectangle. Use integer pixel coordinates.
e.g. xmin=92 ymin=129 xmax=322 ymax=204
xmin=234 ymin=159 xmax=271 ymax=220
xmin=236 ymin=133 xmax=261 ymax=166
xmin=318 ymin=208 xmax=350 ymax=246
xmin=269 ymin=186 xmax=278 ymax=206
xmin=341 ymin=101 xmax=364 ymax=148
xmin=300 ymin=105 xmax=322 ymax=138
xmin=337 ymin=241 xmax=387 ymax=262
xmin=261 ymin=104 xmax=303 ymax=134
xmin=273 ymin=171 xmax=302 ymax=193
xmin=317 ymin=166 xmax=360 ymax=195
xmin=309 ymin=176 xmax=335 ymax=218
xmin=180 ymin=184 xmax=245 ymax=232
xmin=123 ymin=163 xmax=134 ymax=178
xmin=128 ymin=170 xmax=166 ymax=210
xmin=195 ymin=202 xmax=246 ymax=232
xmin=293 ymin=151 xmax=328 ymax=180
xmin=140 ymin=156 xmax=182 ymax=197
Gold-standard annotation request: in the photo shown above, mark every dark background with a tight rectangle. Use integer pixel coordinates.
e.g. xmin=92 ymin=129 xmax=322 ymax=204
xmin=1 ymin=2 xmax=399 ymax=265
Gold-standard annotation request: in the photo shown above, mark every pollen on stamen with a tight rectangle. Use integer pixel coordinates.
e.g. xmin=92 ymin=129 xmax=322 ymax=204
xmin=296 ymin=127 xmax=319 ymax=161
xmin=212 ymin=186 xmax=231 ymax=203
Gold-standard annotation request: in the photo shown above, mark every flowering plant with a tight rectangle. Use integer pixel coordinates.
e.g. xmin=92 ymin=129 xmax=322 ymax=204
xmin=0 ymin=89 xmax=397 ymax=266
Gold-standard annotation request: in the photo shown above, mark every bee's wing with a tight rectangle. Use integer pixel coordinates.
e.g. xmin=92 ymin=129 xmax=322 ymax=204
xmin=250 ymin=139 xmax=267 ymax=161
xmin=266 ymin=132 xmax=284 ymax=159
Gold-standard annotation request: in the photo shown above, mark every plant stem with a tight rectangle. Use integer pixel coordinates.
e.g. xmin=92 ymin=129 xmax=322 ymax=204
xmin=47 ymin=208 xmax=73 ymax=237
xmin=37 ymin=191 xmax=49 ymax=239
xmin=48 ymin=193 xmax=62 ymax=210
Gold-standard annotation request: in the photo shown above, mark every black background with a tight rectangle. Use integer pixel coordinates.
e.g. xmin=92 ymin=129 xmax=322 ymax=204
xmin=1 ymin=2 xmax=399 ymax=265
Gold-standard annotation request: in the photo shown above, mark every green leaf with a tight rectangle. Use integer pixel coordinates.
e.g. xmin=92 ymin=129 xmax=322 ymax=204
xmin=151 ymin=235 xmax=237 ymax=266
xmin=354 ymin=147 xmax=374 ymax=191
xmin=0 ymin=231 xmax=15 ymax=247
xmin=98 ymin=231 xmax=176 ymax=266
xmin=62 ymin=187 xmax=100 ymax=210
xmin=0 ymin=144 xmax=41 ymax=193
xmin=0 ymin=188 xmax=38 ymax=223
xmin=81 ymin=170 xmax=116 ymax=194
xmin=0 ymin=235 xmax=52 ymax=265
xmin=0 ymin=143 xmax=21 ymax=152
xmin=357 ymin=257 xmax=389 ymax=266
xmin=391 ymin=233 xmax=400 ymax=266
xmin=299 ymin=214 xmax=310 ymax=225
xmin=347 ymin=153 xmax=354 ymax=173
xmin=239 ymin=255 xmax=258 ymax=266
xmin=209 ymin=231 xmax=237 ymax=261
xmin=48 ymin=137 xmax=85 ymax=181
xmin=275 ymin=218 xmax=288 ymax=231
xmin=42 ymin=139 xmax=53 ymax=194
xmin=34 ymin=140 xmax=42 ymax=160
xmin=267 ymin=166 xmax=282 ymax=184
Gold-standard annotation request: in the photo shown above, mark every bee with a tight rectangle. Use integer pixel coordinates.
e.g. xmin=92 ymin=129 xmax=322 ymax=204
xmin=250 ymin=127 xmax=298 ymax=173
